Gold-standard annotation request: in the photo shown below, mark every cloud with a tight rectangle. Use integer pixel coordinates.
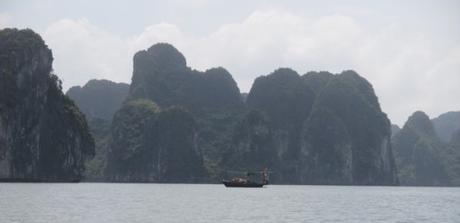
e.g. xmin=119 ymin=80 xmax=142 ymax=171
xmin=43 ymin=18 xmax=130 ymax=87
xmin=43 ymin=19 xmax=187 ymax=89
xmin=0 ymin=13 xmax=12 ymax=28
xmin=191 ymin=11 xmax=365 ymax=89
xmin=37 ymin=9 xmax=459 ymax=125
xmin=129 ymin=23 xmax=185 ymax=51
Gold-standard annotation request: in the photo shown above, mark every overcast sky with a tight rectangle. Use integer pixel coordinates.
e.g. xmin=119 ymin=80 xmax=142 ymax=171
xmin=1 ymin=0 xmax=459 ymax=125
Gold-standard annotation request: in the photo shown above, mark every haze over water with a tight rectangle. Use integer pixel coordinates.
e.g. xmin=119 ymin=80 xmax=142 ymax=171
xmin=1 ymin=183 xmax=459 ymax=223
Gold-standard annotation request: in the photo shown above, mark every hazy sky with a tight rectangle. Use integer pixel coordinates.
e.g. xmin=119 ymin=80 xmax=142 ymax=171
xmin=1 ymin=0 xmax=459 ymax=125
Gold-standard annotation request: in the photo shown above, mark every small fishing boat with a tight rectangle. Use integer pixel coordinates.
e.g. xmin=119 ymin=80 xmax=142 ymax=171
xmin=222 ymin=168 xmax=269 ymax=188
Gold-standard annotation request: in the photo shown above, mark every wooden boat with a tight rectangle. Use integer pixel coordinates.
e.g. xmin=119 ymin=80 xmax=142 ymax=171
xmin=222 ymin=168 xmax=269 ymax=188
xmin=222 ymin=178 xmax=265 ymax=187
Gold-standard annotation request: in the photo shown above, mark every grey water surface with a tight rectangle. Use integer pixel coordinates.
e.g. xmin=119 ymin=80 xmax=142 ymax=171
xmin=1 ymin=183 xmax=459 ymax=223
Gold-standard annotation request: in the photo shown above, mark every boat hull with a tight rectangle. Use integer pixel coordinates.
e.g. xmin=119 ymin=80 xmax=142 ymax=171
xmin=222 ymin=180 xmax=265 ymax=188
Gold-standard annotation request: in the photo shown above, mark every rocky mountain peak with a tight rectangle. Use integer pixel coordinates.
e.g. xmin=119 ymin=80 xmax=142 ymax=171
xmin=134 ymin=42 xmax=186 ymax=72
xmin=404 ymin=111 xmax=437 ymax=139
xmin=66 ymin=79 xmax=129 ymax=121
xmin=0 ymin=28 xmax=94 ymax=181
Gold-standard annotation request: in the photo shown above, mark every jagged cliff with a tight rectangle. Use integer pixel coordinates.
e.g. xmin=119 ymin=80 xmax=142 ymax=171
xmin=304 ymin=71 xmax=396 ymax=185
xmin=393 ymin=111 xmax=460 ymax=186
xmin=227 ymin=68 xmax=316 ymax=182
xmin=63 ymin=42 xmax=397 ymax=185
xmin=130 ymin=43 xmax=242 ymax=110
xmin=105 ymin=100 xmax=207 ymax=182
xmin=67 ymin=79 xmax=129 ymax=121
xmin=105 ymin=44 xmax=221 ymax=182
xmin=225 ymin=69 xmax=398 ymax=185
xmin=445 ymin=129 xmax=460 ymax=185
xmin=66 ymin=79 xmax=129 ymax=179
xmin=432 ymin=111 xmax=460 ymax=142
xmin=0 ymin=28 xmax=94 ymax=181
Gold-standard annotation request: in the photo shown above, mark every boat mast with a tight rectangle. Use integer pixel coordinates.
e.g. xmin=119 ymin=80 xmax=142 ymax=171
xmin=262 ymin=168 xmax=269 ymax=185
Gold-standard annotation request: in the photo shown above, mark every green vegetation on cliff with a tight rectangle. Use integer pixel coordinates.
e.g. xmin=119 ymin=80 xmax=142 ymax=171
xmin=67 ymin=79 xmax=129 ymax=120
xmin=303 ymin=71 xmax=396 ymax=185
xmin=107 ymin=43 xmax=242 ymax=181
xmin=66 ymin=79 xmax=130 ymax=180
xmin=105 ymin=99 xmax=159 ymax=181
xmin=106 ymin=99 xmax=206 ymax=182
xmin=393 ymin=111 xmax=460 ymax=186
xmin=226 ymin=69 xmax=397 ymax=184
xmin=5 ymin=30 xmax=459 ymax=186
xmin=94 ymin=43 xmax=397 ymax=185
xmin=431 ymin=111 xmax=460 ymax=142
xmin=34 ymin=40 xmax=399 ymax=185
xmin=0 ymin=28 xmax=94 ymax=181
xmin=130 ymin=43 xmax=242 ymax=110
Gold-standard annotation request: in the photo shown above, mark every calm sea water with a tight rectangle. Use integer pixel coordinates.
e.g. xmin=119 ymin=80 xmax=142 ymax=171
xmin=0 ymin=183 xmax=459 ymax=223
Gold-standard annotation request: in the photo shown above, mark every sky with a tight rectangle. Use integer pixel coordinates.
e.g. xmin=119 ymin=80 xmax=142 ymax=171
xmin=1 ymin=0 xmax=459 ymax=125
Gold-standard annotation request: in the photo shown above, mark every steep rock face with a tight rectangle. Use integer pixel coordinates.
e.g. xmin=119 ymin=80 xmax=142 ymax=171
xmin=223 ymin=110 xmax=278 ymax=171
xmin=302 ymin=71 xmax=397 ymax=185
xmin=302 ymin=71 xmax=334 ymax=95
xmin=130 ymin=43 xmax=242 ymax=110
xmin=432 ymin=111 xmax=460 ymax=142
xmin=247 ymin=68 xmax=315 ymax=129
xmin=0 ymin=28 xmax=94 ymax=181
xmin=243 ymin=68 xmax=315 ymax=182
xmin=145 ymin=107 xmax=206 ymax=182
xmin=83 ymin=117 xmax=111 ymax=179
xmin=129 ymin=44 xmax=189 ymax=106
xmin=66 ymin=79 xmax=129 ymax=179
xmin=446 ymin=129 xmax=460 ymax=185
xmin=106 ymin=99 xmax=158 ymax=181
xmin=450 ymin=129 xmax=460 ymax=146
xmin=392 ymin=111 xmax=450 ymax=185
xmin=105 ymin=99 xmax=205 ymax=182
xmin=115 ymin=43 xmax=243 ymax=179
xmin=301 ymin=106 xmax=353 ymax=184
xmin=226 ymin=69 xmax=397 ymax=185
xmin=66 ymin=79 xmax=129 ymax=121
xmin=87 ymin=42 xmax=398 ymax=185
xmin=391 ymin=124 xmax=401 ymax=139
xmin=393 ymin=111 xmax=460 ymax=186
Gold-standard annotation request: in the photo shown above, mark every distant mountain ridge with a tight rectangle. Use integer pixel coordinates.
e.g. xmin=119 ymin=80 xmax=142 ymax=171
xmin=65 ymin=79 xmax=130 ymax=179
xmin=432 ymin=111 xmax=460 ymax=142
xmin=227 ymin=68 xmax=397 ymax=184
xmin=13 ymin=28 xmax=460 ymax=186
xmin=392 ymin=111 xmax=460 ymax=186
xmin=105 ymin=43 xmax=239 ymax=182
xmin=97 ymin=43 xmax=398 ymax=185
xmin=66 ymin=79 xmax=129 ymax=121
